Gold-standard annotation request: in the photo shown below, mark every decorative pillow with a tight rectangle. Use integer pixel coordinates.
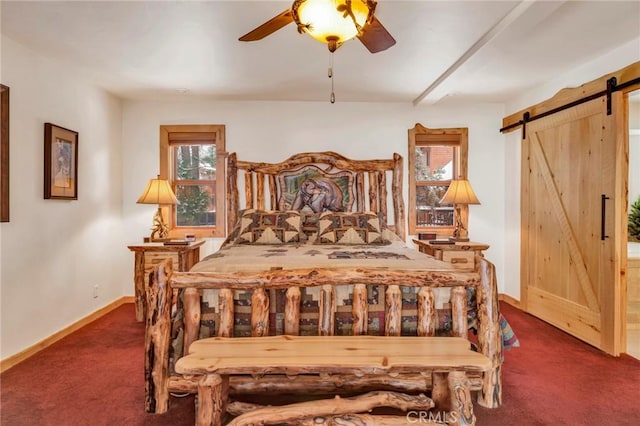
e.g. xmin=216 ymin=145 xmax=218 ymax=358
xmin=315 ymin=211 xmax=389 ymax=245
xmin=235 ymin=209 xmax=304 ymax=244
xmin=300 ymin=211 xmax=320 ymax=237
xmin=220 ymin=222 xmax=241 ymax=248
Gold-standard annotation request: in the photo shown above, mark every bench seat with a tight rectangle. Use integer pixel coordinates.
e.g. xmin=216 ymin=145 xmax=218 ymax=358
xmin=176 ymin=335 xmax=492 ymax=425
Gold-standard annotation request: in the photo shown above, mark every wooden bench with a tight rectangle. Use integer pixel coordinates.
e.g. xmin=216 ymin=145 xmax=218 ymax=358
xmin=175 ymin=335 xmax=492 ymax=425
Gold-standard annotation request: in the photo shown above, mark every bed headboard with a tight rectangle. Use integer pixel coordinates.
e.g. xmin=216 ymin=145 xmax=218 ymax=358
xmin=226 ymin=151 xmax=406 ymax=241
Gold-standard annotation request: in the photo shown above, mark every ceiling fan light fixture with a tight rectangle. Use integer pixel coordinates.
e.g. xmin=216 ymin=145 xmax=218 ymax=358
xmin=293 ymin=0 xmax=373 ymax=50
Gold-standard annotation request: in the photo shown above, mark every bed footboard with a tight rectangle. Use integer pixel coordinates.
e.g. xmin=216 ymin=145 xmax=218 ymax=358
xmin=144 ymin=258 xmax=503 ymax=414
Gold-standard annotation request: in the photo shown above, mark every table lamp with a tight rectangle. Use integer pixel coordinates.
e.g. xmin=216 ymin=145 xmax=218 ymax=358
xmin=440 ymin=179 xmax=480 ymax=242
xmin=137 ymin=175 xmax=179 ymax=241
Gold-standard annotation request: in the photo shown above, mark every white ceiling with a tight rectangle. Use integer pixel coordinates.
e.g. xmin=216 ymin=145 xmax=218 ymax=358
xmin=2 ymin=1 xmax=639 ymax=104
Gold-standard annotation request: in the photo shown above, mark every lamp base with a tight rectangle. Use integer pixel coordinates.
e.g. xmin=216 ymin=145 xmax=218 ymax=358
xmin=149 ymin=207 xmax=170 ymax=241
xmin=449 ymin=236 xmax=470 ymax=243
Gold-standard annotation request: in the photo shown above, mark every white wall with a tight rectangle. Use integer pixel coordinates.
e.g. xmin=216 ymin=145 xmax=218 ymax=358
xmin=0 ymin=36 xmax=127 ymax=359
xmin=121 ymin=99 xmax=507 ymax=292
xmin=502 ymin=37 xmax=640 ymax=299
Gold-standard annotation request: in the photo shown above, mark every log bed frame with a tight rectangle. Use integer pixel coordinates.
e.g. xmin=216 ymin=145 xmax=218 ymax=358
xmin=144 ymin=151 xmax=502 ymax=416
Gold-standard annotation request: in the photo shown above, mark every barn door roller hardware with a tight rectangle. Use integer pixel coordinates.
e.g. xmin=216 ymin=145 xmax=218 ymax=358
xmin=521 ymin=112 xmax=530 ymax=139
xmin=606 ymin=77 xmax=616 ymax=115
xmin=500 ymin=76 xmax=640 ymax=138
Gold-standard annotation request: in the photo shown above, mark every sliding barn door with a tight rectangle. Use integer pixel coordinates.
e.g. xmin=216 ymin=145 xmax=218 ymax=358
xmin=521 ymin=93 xmax=627 ymax=355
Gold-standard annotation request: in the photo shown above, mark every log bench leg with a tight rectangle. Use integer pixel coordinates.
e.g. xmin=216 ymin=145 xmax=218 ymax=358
xmin=448 ymin=371 xmax=475 ymax=426
xmin=197 ymin=374 xmax=229 ymax=426
xmin=432 ymin=371 xmax=476 ymax=426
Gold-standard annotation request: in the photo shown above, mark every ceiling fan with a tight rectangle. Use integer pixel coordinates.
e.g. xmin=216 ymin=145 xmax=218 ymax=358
xmin=239 ymin=0 xmax=396 ymax=54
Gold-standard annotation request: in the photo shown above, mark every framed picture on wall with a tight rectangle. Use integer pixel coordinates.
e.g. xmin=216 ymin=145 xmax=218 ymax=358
xmin=0 ymin=85 xmax=8 ymax=221
xmin=44 ymin=123 xmax=78 ymax=200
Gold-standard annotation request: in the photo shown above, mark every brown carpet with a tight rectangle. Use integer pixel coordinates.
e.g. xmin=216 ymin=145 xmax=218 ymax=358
xmin=1 ymin=302 xmax=639 ymax=425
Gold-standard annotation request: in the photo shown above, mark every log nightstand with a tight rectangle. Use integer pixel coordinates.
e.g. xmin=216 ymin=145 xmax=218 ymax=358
xmin=413 ymin=240 xmax=489 ymax=272
xmin=127 ymin=240 xmax=204 ymax=321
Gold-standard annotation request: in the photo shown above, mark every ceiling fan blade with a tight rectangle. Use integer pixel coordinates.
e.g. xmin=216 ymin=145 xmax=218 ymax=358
xmin=239 ymin=9 xmax=294 ymax=42
xmin=357 ymin=16 xmax=396 ymax=53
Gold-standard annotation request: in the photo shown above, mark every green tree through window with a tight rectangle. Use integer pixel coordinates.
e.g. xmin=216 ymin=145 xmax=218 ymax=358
xmin=161 ymin=124 xmax=226 ymax=238
xmin=174 ymin=144 xmax=216 ymax=227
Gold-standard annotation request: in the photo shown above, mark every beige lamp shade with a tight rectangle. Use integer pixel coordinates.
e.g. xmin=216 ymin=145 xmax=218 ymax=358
xmin=440 ymin=179 xmax=481 ymax=206
xmin=136 ymin=176 xmax=179 ymax=205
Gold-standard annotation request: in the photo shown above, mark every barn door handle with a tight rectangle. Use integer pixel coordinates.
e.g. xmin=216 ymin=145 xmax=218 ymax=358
xmin=601 ymin=194 xmax=610 ymax=241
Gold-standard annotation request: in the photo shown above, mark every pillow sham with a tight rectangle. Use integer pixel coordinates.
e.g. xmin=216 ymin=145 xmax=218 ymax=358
xmin=300 ymin=210 xmax=320 ymax=237
xmin=315 ymin=211 xmax=389 ymax=245
xmin=235 ymin=209 xmax=304 ymax=244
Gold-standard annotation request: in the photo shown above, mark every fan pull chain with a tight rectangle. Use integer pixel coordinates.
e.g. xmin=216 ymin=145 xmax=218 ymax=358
xmin=328 ymin=51 xmax=335 ymax=104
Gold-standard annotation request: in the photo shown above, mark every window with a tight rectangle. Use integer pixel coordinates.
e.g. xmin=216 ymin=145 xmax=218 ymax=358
xmin=408 ymin=124 xmax=469 ymax=236
xmin=160 ymin=125 xmax=226 ymax=238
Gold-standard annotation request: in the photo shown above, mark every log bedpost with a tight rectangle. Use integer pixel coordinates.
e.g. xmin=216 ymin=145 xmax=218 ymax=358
xmin=450 ymin=286 xmax=468 ymax=339
xmin=144 ymin=259 xmax=173 ymax=413
xmin=352 ymin=284 xmax=368 ymax=335
xmin=476 ymin=259 xmax=502 ymax=408
xmin=417 ymin=287 xmax=436 ymax=337
xmin=218 ymin=288 xmax=234 ymax=337
xmin=285 ymin=287 xmax=301 ymax=335
xmin=385 ymin=285 xmax=402 ymax=336
xmin=251 ymin=288 xmax=269 ymax=337
xmin=182 ymin=287 xmax=201 ymax=356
